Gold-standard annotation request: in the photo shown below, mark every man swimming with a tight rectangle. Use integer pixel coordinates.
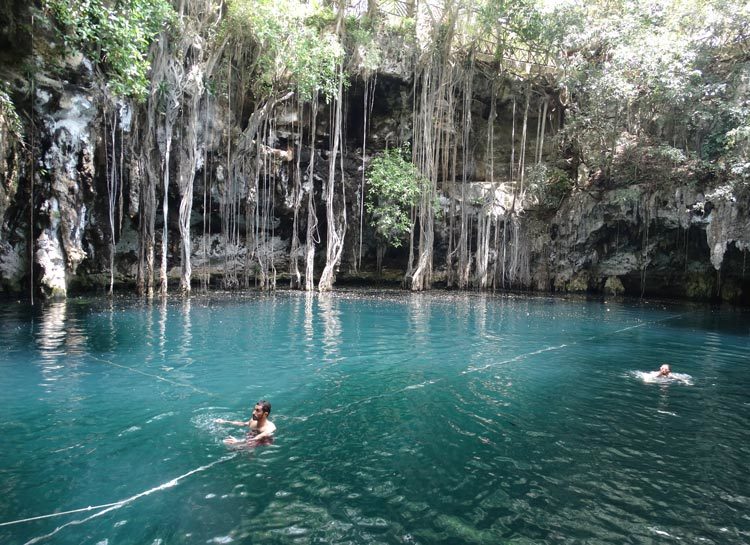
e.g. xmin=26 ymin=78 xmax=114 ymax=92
xmin=639 ymin=363 xmax=691 ymax=385
xmin=215 ymin=400 xmax=276 ymax=446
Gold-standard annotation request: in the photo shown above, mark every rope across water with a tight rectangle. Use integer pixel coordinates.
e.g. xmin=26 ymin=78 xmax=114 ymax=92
xmin=3 ymin=453 xmax=237 ymax=545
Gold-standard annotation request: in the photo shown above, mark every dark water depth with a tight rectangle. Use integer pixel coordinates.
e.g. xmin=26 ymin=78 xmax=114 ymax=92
xmin=1 ymin=291 xmax=749 ymax=545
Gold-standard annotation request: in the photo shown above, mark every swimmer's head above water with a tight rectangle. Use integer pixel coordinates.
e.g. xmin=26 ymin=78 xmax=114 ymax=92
xmin=658 ymin=364 xmax=671 ymax=377
xmin=253 ymin=400 xmax=271 ymax=420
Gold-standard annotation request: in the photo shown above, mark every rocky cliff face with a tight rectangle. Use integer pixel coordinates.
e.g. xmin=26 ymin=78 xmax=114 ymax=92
xmin=0 ymin=7 xmax=748 ymax=304
xmin=531 ymin=182 xmax=749 ymax=301
xmin=0 ymin=99 xmax=24 ymax=292
xmin=34 ymin=56 xmax=98 ymax=298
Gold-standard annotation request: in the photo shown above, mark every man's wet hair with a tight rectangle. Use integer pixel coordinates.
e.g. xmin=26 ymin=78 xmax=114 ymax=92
xmin=258 ymin=400 xmax=271 ymax=415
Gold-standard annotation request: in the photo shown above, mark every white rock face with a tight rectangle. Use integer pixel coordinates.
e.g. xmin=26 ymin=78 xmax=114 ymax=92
xmin=0 ymin=237 xmax=26 ymax=292
xmin=36 ymin=198 xmax=67 ymax=298
xmin=705 ymin=185 xmax=750 ymax=270
xmin=36 ymin=82 xmax=97 ymax=297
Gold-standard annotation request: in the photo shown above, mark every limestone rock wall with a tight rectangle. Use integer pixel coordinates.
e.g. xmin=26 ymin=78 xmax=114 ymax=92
xmin=34 ymin=62 xmax=98 ymax=298
xmin=0 ymin=5 xmax=747 ymax=303
xmin=524 ymin=182 xmax=750 ymax=301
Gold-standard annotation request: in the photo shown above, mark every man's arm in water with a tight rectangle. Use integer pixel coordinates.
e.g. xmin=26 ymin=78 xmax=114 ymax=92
xmin=215 ymin=418 xmax=251 ymax=426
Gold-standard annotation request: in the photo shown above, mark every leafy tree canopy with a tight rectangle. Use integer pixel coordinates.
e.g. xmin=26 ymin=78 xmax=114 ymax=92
xmin=548 ymin=0 xmax=749 ymax=184
xmin=44 ymin=0 xmax=175 ymax=100
xmin=38 ymin=0 xmax=750 ymax=186
xmin=224 ymin=0 xmax=344 ymax=101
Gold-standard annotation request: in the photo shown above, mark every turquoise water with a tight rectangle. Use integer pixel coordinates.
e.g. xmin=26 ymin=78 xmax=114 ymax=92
xmin=1 ymin=291 xmax=749 ymax=545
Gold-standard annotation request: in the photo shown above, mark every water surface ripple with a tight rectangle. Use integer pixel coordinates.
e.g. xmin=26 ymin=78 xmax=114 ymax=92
xmin=0 ymin=292 xmax=748 ymax=544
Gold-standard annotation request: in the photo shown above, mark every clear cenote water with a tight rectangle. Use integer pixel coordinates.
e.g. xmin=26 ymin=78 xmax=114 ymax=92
xmin=1 ymin=291 xmax=749 ymax=545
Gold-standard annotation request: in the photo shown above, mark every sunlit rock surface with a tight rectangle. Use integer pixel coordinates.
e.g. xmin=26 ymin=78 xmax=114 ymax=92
xmin=30 ymin=51 xmax=98 ymax=298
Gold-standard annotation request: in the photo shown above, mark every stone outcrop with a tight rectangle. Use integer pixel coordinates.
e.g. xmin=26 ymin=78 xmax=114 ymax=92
xmin=527 ymin=182 xmax=749 ymax=301
xmin=34 ymin=56 xmax=97 ymax=298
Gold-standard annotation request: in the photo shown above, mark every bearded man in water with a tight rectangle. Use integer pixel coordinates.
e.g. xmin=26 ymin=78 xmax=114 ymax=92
xmin=215 ymin=400 xmax=276 ymax=446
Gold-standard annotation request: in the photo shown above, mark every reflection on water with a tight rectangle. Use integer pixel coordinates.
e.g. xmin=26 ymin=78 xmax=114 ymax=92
xmin=158 ymin=297 xmax=167 ymax=360
xmin=36 ymin=301 xmax=88 ymax=392
xmin=0 ymin=293 xmax=748 ymax=545
xmin=318 ymin=294 xmax=341 ymax=365
xmin=143 ymin=297 xmax=155 ymax=368
xmin=303 ymin=292 xmax=314 ymax=344
xmin=178 ymin=298 xmax=194 ymax=369
xmin=37 ymin=301 xmax=67 ymax=361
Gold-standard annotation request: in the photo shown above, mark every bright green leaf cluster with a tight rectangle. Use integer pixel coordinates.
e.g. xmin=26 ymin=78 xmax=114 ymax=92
xmin=44 ymin=0 xmax=175 ymax=101
xmin=366 ymin=146 xmax=424 ymax=248
xmin=0 ymin=86 xmax=23 ymax=142
xmin=224 ymin=0 xmax=344 ymax=101
xmin=475 ymin=0 xmax=547 ymax=55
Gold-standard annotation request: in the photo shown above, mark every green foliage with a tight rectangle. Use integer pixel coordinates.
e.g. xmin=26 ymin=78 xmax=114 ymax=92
xmin=348 ymin=26 xmax=382 ymax=74
xmin=366 ymin=146 xmax=424 ymax=247
xmin=397 ymin=17 xmax=416 ymax=35
xmin=305 ymin=4 xmax=337 ymax=32
xmin=0 ymin=85 xmax=23 ymax=142
xmin=550 ymin=0 xmax=750 ymax=190
xmin=224 ymin=0 xmax=344 ymax=102
xmin=699 ymin=100 xmax=750 ymax=161
xmin=652 ymin=145 xmax=686 ymax=165
xmin=476 ymin=0 xmax=546 ymax=49
xmin=526 ymin=164 xmax=573 ymax=208
xmin=610 ymin=140 xmax=693 ymax=186
xmin=296 ymin=32 xmax=344 ymax=101
xmin=44 ymin=0 xmax=174 ymax=101
xmin=0 ymin=84 xmax=23 ymax=195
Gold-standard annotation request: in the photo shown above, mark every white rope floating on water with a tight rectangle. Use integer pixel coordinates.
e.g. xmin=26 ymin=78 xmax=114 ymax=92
xmin=0 ymin=503 xmax=121 ymax=527
xmin=88 ymin=354 xmax=215 ymax=396
xmin=462 ymin=312 xmax=688 ymax=375
xmin=321 ymin=313 xmax=689 ymax=415
xmin=0 ymin=453 xmax=237 ymax=544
